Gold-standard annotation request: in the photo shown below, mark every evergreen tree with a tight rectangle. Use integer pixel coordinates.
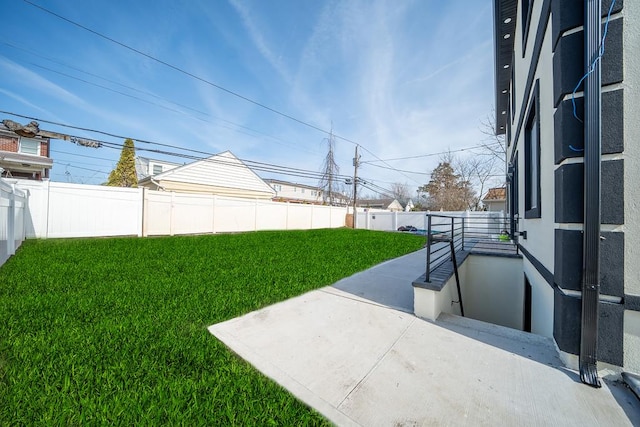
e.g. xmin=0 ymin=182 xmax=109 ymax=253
xmin=107 ymin=138 xmax=138 ymax=187
xmin=418 ymin=162 xmax=475 ymax=211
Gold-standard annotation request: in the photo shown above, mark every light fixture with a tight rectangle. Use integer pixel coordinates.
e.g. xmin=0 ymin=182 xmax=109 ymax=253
xmin=503 ymin=33 xmax=511 ymax=39
xmin=501 ymin=111 xmax=507 ymax=115
xmin=502 ymin=89 xmax=508 ymax=94
xmin=503 ymin=64 xmax=510 ymax=69
xmin=504 ymin=17 xmax=512 ymax=24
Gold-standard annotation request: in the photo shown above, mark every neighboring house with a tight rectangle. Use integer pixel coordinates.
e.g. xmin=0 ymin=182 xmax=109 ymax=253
xmin=266 ymin=179 xmax=350 ymax=205
xmin=138 ymin=151 xmax=276 ymax=199
xmin=135 ymin=156 xmax=181 ymax=181
xmin=404 ymin=199 xmax=415 ymax=212
xmin=358 ymin=198 xmax=404 ymax=212
xmin=482 ymin=187 xmax=506 ymax=212
xmin=493 ymin=0 xmax=639 ymax=382
xmin=0 ymin=124 xmax=52 ymax=180
xmin=266 ymin=179 xmax=324 ymax=204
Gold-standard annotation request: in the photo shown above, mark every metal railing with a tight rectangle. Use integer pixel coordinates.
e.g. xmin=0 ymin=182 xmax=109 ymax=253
xmin=424 ymin=214 xmax=518 ymax=283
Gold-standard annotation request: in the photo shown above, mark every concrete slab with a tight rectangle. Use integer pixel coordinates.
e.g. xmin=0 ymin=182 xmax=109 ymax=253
xmin=331 ymin=249 xmax=427 ymax=312
xmin=208 ymin=252 xmax=640 ymax=426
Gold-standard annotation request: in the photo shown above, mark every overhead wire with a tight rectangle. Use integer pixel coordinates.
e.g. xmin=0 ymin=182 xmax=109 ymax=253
xmin=21 ymin=0 xmax=362 ymax=146
xmin=361 ymin=142 xmax=503 ymax=163
xmin=0 ymin=41 xmax=319 ymax=154
xmin=17 ymin=1 xmax=491 ymax=186
xmin=0 ymin=110 xmax=352 ymax=181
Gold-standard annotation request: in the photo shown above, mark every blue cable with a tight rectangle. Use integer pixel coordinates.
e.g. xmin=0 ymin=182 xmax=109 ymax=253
xmin=570 ymin=0 xmax=617 ymax=154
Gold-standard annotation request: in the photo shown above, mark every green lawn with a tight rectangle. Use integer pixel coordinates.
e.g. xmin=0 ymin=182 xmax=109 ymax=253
xmin=0 ymin=228 xmax=424 ymax=425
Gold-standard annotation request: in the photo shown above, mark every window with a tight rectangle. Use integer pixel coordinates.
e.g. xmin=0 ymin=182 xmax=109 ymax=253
xmin=508 ymin=153 xmax=519 ymax=237
xmin=301 ymin=188 xmax=305 ymax=194
xmin=273 ymin=184 xmax=281 ymax=192
xmin=152 ymin=164 xmax=163 ymax=175
xmin=19 ymin=138 xmax=40 ymax=156
xmin=524 ymin=82 xmax=541 ymax=218
xmin=511 ymin=58 xmax=516 ymax=120
xmin=521 ymin=0 xmax=533 ymax=53
xmin=311 ymin=191 xmax=316 ymax=196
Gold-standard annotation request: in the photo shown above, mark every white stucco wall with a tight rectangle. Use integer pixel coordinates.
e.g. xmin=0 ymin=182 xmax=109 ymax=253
xmin=623 ymin=1 xmax=640 ymax=374
xmin=624 ymin=0 xmax=640 ymax=298
xmin=511 ymin=6 xmax=556 ymax=275
xmin=414 ymin=279 xmax=460 ymax=322
xmin=624 ymin=310 xmax=640 ymax=374
xmin=460 ymin=255 xmax=524 ymax=330
xmin=414 ymin=255 xmax=523 ymax=331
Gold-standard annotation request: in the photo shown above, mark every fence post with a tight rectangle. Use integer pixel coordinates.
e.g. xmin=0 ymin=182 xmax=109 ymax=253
xmin=254 ymin=198 xmax=259 ymax=231
xmin=425 ymin=215 xmax=432 ymax=282
xmin=212 ymin=195 xmax=217 ymax=234
xmin=7 ymin=185 xmax=16 ymax=256
xmin=310 ymin=203 xmax=314 ymax=229
xmin=461 ymin=217 xmax=465 ymax=251
xmin=45 ymin=180 xmax=51 ymax=239
xmin=286 ymin=202 xmax=290 ymax=230
xmin=139 ymin=187 xmax=145 ymax=237
xmin=169 ymin=192 xmax=175 ymax=236
xmin=392 ymin=211 xmax=398 ymax=231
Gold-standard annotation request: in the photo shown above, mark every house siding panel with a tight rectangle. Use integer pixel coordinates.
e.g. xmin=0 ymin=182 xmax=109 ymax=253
xmin=146 ymin=151 xmax=275 ymax=198
xmin=554 ymin=89 xmax=624 ymax=163
xmin=552 ymin=18 xmax=624 ymax=107
xmin=497 ymin=0 xmax=635 ymax=372
xmin=553 ymin=290 xmax=624 ymax=366
xmin=551 ymin=0 xmax=624 ymax=51
xmin=554 ymin=160 xmax=624 ymax=224
xmin=554 ymin=229 xmax=624 ymax=297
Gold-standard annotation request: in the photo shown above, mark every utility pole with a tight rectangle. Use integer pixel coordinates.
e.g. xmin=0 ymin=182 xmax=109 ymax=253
xmin=352 ymin=145 xmax=359 ymax=217
xmin=328 ymin=130 xmax=334 ymax=205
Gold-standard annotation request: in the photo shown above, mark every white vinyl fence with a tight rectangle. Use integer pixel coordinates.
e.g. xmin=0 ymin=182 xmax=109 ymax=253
xmin=0 ymin=178 xmax=27 ymax=266
xmin=13 ymin=181 xmax=347 ymax=239
xmin=356 ymin=210 xmax=507 ymax=236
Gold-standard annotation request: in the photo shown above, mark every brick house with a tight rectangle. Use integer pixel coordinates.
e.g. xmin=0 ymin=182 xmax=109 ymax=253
xmin=0 ymin=124 xmax=53 ymax=180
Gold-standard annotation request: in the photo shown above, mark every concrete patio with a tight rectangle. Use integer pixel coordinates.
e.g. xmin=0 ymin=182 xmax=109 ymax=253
xmin=209 ymin=249 xmax=640 ymax=426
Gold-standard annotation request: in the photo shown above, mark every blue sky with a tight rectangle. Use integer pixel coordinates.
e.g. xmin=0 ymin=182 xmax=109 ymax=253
xmin=1 ymin=0 xmax=497 ymax=197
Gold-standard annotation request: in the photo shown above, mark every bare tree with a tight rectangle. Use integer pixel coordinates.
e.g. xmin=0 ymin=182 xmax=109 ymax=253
xmin=441 ymin=148 xmax=501 ymax=210
xmin=318 ymin=129 xmax=340 ymax=205
xmin=390 ymin=182 xmax=411 ymax=204
xmin=479 ymin=113 xmax=507 ymax=171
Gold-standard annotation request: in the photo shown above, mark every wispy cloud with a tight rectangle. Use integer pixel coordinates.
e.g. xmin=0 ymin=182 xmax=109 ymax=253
xmin=0 ymin=88 xmax=64 ymax=122
xmin=0 ymin=56 xmax=87 ymax=106
xmin=228 ymin=0 xmax=291 ymax=81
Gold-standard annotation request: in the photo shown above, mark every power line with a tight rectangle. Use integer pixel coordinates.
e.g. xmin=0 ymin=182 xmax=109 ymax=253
xmin=1 ymin=41 xmax=318 ymax=154
xmin=8 ymin=1 xmax=438 ymax=185
xmin=361 ymin=142 xmax=503 ymax=163
xmin=2 ymin=111 xmax=353 ymax=180
xmin=22 ymin=0 xmax=361 ymax=146
xmin=52 ymin=160 xmax=109 ymax=174
xmin=2 ymin=111 xmax=352 ymax=182
xmin=16 ymin=2 xmax=495 ymax=188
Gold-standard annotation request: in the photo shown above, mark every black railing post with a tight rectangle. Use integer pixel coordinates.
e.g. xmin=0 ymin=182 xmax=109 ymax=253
xmin=450 ymin=217 xmax=454 ymax=241
xmin=425 ymin=215 xmax=432 ymax=282
xmin=450 ymin=218 xmax=454 ymax=259
xmin=461 ymin=217 xmax=465 ymax=251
